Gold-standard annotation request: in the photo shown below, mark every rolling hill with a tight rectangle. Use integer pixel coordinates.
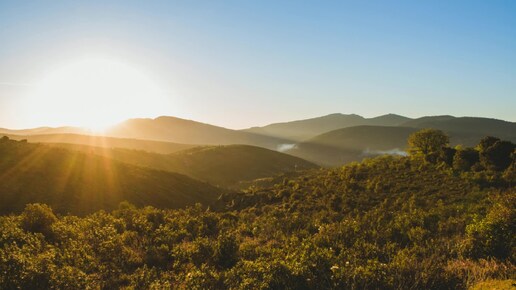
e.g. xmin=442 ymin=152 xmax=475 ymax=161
xmin=3 ymin=133 xmax=196 ymax=154
xmin=243 ymin=113 xmax=413 ymax=141
xmin=285 ymin=123 xmax=516 ymax=166
xmin=105 ymin=116 xmax=289 ymax=149
xmin=401 ymin=116 xmax=516 ymax=142
xmin=0 ymin=126 xmax=88 ymax=136
xmin=286 ymin=126 xmax=417 ymax=166
xmin=46 ymin=144 xmax=318 ymax=188
xmin=0 ymin=137 xmax=221 ymax=215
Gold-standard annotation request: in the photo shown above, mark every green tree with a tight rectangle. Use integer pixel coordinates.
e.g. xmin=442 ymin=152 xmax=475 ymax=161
xmin=477 ymin=136 xmax=500 ymax=152
xmin=408 ymin=129 xmax=449 ymax=163
xmin=479 ymin=140 xmax=516 ymax=171
xmin=453 ymin=147 xmax=479 ymax=171
xmin=20 ymin=203 xmax=57 ymax=238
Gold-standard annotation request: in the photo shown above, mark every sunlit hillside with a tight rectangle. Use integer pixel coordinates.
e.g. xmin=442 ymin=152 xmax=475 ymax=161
xmin=1 ymin=146 xmax=514 ymax=289
xmin=3 ymin=133 xmax=196 ymax=154
xmin=46 ymin=143 xmax=318 ymax=188
xmin=0 ymin=137 xmax=220 ymax=215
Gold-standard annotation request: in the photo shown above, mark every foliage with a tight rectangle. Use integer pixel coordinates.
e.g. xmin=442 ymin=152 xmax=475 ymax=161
xmin=0 ymin=134 xmax=515 ymax=289
xmin=0 ymin=137 xmax=220 ymax=214
xmin=408 ymin=128 xmax=449 ymax=163
xmin=0 ymin=154 xmax=514 ymax=289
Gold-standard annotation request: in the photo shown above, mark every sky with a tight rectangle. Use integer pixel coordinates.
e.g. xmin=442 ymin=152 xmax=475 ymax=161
xmin=0 ymin=0 xmax=515 ymax=129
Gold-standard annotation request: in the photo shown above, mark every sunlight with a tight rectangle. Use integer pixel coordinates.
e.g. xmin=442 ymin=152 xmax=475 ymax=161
xmin=22 ymin=58 xmax=170 ymax=130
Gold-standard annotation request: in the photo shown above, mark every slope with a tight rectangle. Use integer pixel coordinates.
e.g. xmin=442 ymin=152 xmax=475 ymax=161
xmin=286 ymin=126 xmax=417 ymax=166
xmin=106 ymin=116 xmax=289 ymax=149
xmin=4 ymin=133 xmax=195 ymax=154
xmin=0 ymin=137 xmax=221 ymax=215
xmin=285 ymin=124 xmax=508 ymax=166
xmin=243 ymin=113 xmax=413 ymax=141
xmin=402 ymin=116 xmax=516 ymax=142
xmin=46 ymin=144 xmax=318 ymax=188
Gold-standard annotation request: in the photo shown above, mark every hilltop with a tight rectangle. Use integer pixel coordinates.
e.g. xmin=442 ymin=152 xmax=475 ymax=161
xmin=105 ymin=116 xmax=289 ymax=149
xmin=244 ymin=114 xmax=516 ymax=143
xmin=243 ymin=113 xmax=412 ymax=141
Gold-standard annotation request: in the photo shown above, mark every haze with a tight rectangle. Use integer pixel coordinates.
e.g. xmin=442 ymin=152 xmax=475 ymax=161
xmin=0 ymin=1 xmax=515 ymax=130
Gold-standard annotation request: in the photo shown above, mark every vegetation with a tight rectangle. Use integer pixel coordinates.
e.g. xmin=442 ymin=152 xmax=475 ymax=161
xmin=407 ymin=128 xmax=450 ymax=163
xmin=0 ymin=137 xmax=220 ymax=215
xmin=4 ymin=133 xmax=196 ymax=154
xmin=47 ymin=144 xmax=317 ymax=189
xmin=0 ymin=131 xmax=514 ymax=289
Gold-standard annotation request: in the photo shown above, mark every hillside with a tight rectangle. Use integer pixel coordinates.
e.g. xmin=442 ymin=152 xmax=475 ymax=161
xmin=286 ymin=126 xmax=418 ymax=166
xmin=244 ymin=113 xmax=412 ymax=141
xmin=4 ymin=133 xmax=195 ymax=154
xmin=286 ymin=124 xmax=516 ymax=166
xmin=402 ymin=116 xmax=516 ymax=142
xmin=106 ymin=116 xmax=288 ymax=149
xmin=47 ymin=144 xmax=318 ymax=188
xmin=0 ymin=126 xmax=89 ymax=136
xmin=0 ymin=137 xmax=220 ymax=215
xmin=1 ymin=155 xmax=513 ymax=289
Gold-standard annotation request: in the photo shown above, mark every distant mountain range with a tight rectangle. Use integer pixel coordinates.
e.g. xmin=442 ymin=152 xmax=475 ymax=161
xmin=104 ymin=116 xmax=289 ymax=149
xmin=244 ymin=113 xmax=412 ymax=141
xmin=1 ymin=113 xmax=514 ymax=166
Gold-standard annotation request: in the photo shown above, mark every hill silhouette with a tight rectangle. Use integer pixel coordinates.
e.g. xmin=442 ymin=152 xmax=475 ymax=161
xmin=244 ymin=113 xmax=412 ymax=141
xmin=0 ymin=137 xmax=220 ymax=215
xmin=106 ymin=116 xmax=289 ymax=149
xmin=402 ymin=116 xmax=516 ymax=142
xmin=46 ymin=144 xmax=318 ymax=188
xmin=0 ymin=126 xmax=88 ymax=136
xmin=4 ymin=133 xmax=195 ymax=154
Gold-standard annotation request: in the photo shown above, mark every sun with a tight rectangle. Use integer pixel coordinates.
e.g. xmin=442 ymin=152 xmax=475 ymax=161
xmin=21 ymin=58 xmax=170 ymax=131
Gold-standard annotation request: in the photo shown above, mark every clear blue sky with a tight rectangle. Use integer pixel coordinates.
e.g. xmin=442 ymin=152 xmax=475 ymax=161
xmin=0 ymin=0 xmax=515 ymax=129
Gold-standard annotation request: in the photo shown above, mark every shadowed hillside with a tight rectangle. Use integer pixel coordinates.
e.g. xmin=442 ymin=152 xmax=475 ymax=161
xmin=47 ymin=144 xmax=318 ymax=188
xmin=0 ymin=137 xmax=220 ymax=215
xmin=286 ymin=124 xmax=515 ymax=166
xmin=286 ymin=126 xmax=417 ymax=166
xmin=402 ymin=116 xmax=516 ymax=142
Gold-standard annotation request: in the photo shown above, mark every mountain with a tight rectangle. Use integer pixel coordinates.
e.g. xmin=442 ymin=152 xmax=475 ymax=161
xmin=0 ymin=137 xmax=221 ymax=215
xmin=243 ymin=113 xmax=413 ymax=141
xmin=0 ymin=126 xmax=89 ymax=136
xmin=286 ymin=126 xmax=417 ymax=166
xmin=3 ymin=133 xmax=195 ymax=154
xmin=285 ymin=122 xmax=516 ymax=166
xmin=106 ymin=116 xmax=289 ymax=149
xmin=46 ymin=144 xmax=318 ymax=188
xmin=401 ymin=116 xmax=516 ymax=142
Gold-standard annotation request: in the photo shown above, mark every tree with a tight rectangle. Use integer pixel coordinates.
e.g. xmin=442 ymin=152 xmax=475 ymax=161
xmin=477 ymin=136 xmax=500 ymax=152
xmin=439 ymin=147 xmax=456 ymax=167
xmin=20 ymin=203 xmax=57 ymax=238
xmin=408 ymin=129 xmax=449 ymax=163
xmin=479 ymin=140 xmax=516 ymax=171
xmin=453 ymin=147 xmax=480 ymax=171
